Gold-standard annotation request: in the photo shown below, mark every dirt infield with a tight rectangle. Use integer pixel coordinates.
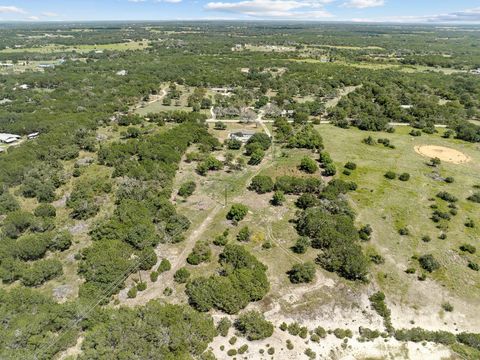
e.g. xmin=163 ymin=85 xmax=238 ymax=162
xmin=414 ymin=145 xmax=471 ymax=164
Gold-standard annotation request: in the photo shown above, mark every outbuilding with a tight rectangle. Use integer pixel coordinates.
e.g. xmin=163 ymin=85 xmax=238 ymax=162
xmin=0 ymin=133 xmax=21 ymax=144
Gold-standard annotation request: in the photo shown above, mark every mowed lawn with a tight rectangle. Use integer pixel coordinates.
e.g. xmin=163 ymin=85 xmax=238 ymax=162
xmin=318 ymin=124 xmax=480 ymax=302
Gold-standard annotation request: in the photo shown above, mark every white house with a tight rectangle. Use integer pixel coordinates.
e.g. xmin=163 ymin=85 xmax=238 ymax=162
xmin=0 ymin=133 xmax=21 ymax=144
xmin=18 ymin=84 xmax=30 ymax=90
xmin=116 ymin=70 xmax=128 ymax=76
xmin=27 ymin=132 xmax=39 ymax=140
xmin=229 ymin=130 xmax=256 ymax=143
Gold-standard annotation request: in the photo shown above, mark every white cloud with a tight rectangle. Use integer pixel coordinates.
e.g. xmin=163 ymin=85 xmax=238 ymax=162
xmin=343 ymin=0 xmax=384 ymax=9
xmin=0 ymin=6 xmax=26 ymax=14
xmin=26 ymin=16 xmax=40 ymax=21
xmin=205 ymin=0 xmax=333 ymax=19
xmin=352 ymin=7 xmax=480 ymax=23
xmin=41 ymin=12 xmax=60 ymax=17
xmin=128 ymin=0 xmax=147 ymax=2
xmin=162 ymin=0 xmax=183 ymax=3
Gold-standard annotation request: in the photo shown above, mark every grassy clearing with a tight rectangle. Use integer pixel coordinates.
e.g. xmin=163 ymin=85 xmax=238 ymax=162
xmin=0 ymin=40 xmax=149 ymax=54
xmin=317 ymin=124 xmax=480 ymax=303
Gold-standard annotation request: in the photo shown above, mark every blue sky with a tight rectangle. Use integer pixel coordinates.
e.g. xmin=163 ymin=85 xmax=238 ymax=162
xmin=0 ymin=0 xmax=480 ymax=22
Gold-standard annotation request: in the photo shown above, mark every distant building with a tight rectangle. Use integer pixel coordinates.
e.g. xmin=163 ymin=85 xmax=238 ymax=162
xmin=400 ymin=105 xmax=413 ymax=109
xmin=27 ymin=132 xmax=39 ymax=140
xmin=471 ymin=68 xmax=480 ymax=75
xmin=281 ymin=110 xmax=295 ymax=117
xmin=211 ymin=87 xmax=235 ymax=94
xmin=38 ymin=64 xmax=55 ymax=69
xmin=18 ymin=84 xmax=29 ymax=90
xmin=116 ymin=70 xmax=128 ymax=76
xmin=229 ymin=130 xmax=256 ymax=143
xmin=0 ymin=133 xmax=21 ymax=144
xmin=0 ymin=99 xmax=12 ymax=105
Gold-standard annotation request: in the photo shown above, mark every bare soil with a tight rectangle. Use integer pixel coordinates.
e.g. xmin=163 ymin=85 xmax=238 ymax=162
xmin=414 ymin=145 xmax=471 ymax=164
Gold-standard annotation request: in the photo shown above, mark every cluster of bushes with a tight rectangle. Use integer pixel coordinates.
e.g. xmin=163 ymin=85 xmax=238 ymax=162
xmin=384 ymin=171 xmax=410 ymax=181
xmin=275 ymin=175 xmax=323 ymax=195
xmin=186 ymin=244 xmax=269 ymax=314
xmin=248 ymin=175 xmax=274 ymax=194
xmin=178 ymin=180 xmax=196 ymax=198
xmin=286 ymin=124 xmax=323 ymax=150
xmin=187 ymin=241 xmax=211 ymax=265
xmin=245 ymin=133 xmax=271 ymax=165
xmin=299 ymin=157 xmax=318 ymax=174
xmin=287 ymin=262 xmax=316 ymax=283
xmin=0 ymin=230 xmax=72 ymax=285
xmin=319 ymin=151 xmax=336 ymax=176
xmin=369 ymin=292 xmax=393 ymax=334
xmin=234 ymin=311 xmax=274 ymax=340
xmin=79 ymin=122 xmax=218 ymax=301
xmin=66 ymin=176 xmax=112 ymax=220
xmin=295 ymin=180 xmax=368 ymax=281
xmin=226 ymin=203 xmax=249 ymax=223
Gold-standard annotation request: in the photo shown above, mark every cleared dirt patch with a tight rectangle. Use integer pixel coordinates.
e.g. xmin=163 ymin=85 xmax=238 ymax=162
xmin=414 ymin=145 xmax=471 ymax=164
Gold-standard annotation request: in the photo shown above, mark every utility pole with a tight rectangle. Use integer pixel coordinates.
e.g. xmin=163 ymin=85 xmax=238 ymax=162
xmin=224 ymin=184 xmax=228 ymax=207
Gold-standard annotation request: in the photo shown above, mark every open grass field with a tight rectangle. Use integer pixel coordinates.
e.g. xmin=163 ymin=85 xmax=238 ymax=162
xmin=0 ymin=40 xmax=149 ymax=54
xmin=318 ymin=125 xmax=480 ymax=326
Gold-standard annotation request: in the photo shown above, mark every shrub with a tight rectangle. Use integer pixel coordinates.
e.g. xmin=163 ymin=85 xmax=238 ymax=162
xmin=235 ymin=310 xmax=274 ymax=340
xmin=238 ymin=344 xmax=248 ymax=354
xmin=248 ymin=148 xmax=265 ymax=165
xmin=295 ymin=193 xmax=319 ymax=210
xmin=333 ymin=328 xmax=353 ymax=339
xmin=314 ymin=326 xmax=327 ymax=338
xmin=178 ymin=181 xmax=196 ymax=198
xmin=163 ymin=287 xmax=173 ymax=296
xmin=287 ymin=322 xmax=301 ymax=336
xmin=430 ymin=157 xmax=441 ymax=166
xmin=422 ymin=235 xmax=431 ymax=243
xmin=305 ymin=348 xmax=316 ymax=359
xmin=173 ymin=268 xmax=190 ymax=283
xmin=127 ymin=286 xmax=137 ymax=298
xmin=399 ymin=173 xmax=410 ymax=181
xmin=267 ymin=347 xmax=275 ymax=355
xmin=34 ymin=204 xmax=56 ymax=218
xmin=419 ymin=254 xmax=440 ymax=273
xmin=442 ymin=302 xmax=454 ymax=312
xmin=226 ymin=349 xmax=236 ymax=356
xmin=299 ymin=157 xmax=318 ymax=174
xmin=468 ymin=262 xmax=479 ymax=271
xmin=150 ymin=271 xmax=159 ymax=282
xmin=50 ymin=231 xmax=73 ymax=252
xmin=237 ymin=226 xmax=251 ymax=242
xmin=384 ymin=171 xmax=396 ymax=180
xmin=410 ymin=129 xmax=422 ymax=137
xmin=398 ymin=227 xmax=410 ymax=236
xmin=187 ymin=241 xmax=211 ymax=265
xmin=136 ymin=282 xmax=147 ymax=291
xmin=158 ymin=259 xmax=171 ymax=273
xmin=467 ymin=192 xmax=480 ymax=203
xmin=226 ymin=138 xmax=242 ymax=150
xmin=227 ymin=203 xmax=248 ymax=222
xmin=271 ymin=190 xmax=285 ymax=206
xmin=437 ymin=191 xmax=457 ymax=203
xmin=228 ymin=336 xmax=237 ymax=345
xmin=249 ymin=175 xmax=274 ymax=194
xmin=460 ymin=244 xmax=476 ymax=254
xmin=287 ymin=262 xmax=315 ymax=284
xmin=21 ymin=259 xmax=63 ymax=287
xmin=344 ymin=162 xmax=357 ymax=170
xmin=291 ymin=237 xmax=311 ymax=254
xmin=369 ymin=291 xmax=393 ymax=333
xmin=214 ymin=229 xmax=230 ymax=246
xmin=217 ymin=317 xmax=232 ymax=337
xmin=286 ymin=339 xmax=294 ymax=350
xmin=359 ymin=224 xmax=372 ymax=241
xmin=322 ymin=163 xmax=336 ymax=176
xmin=445 ymin=177 xmax=455 ymax=183
xmin=362 ymin=136 xmax=375 ymax=145
xmin=457 ymin=333 xmax=480 ymax=351
xmin=465 ymin=218 xmax=475 ymax=228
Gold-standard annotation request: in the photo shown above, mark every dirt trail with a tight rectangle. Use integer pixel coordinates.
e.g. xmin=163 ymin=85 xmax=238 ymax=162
xmin=120 ymin=127 xmax=274 ymax=307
